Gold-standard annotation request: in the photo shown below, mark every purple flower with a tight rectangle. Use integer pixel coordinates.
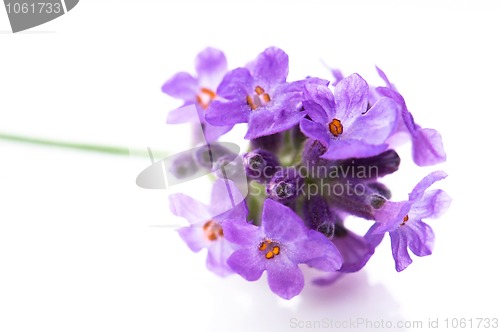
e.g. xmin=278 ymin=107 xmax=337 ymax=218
xmin=366 ymin=171 xmax=452 ymax=272
xmin=162 ymin=47 xmax=233 ymax=142
xmin=206 ymin=47 xmax=328 ymax=140
xmin=375 ymin=67 xmax=447 ymax=166
xmin=169 ymin=179 xmax=248 ymax=277
xmin=300 ymin=74 xmax=398 ymax=160
xmin=224 ymin=199 xmax=342 ymax=299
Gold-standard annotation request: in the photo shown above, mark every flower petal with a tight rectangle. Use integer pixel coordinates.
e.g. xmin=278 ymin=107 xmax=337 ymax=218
xmin=303 ymin=83 xmax=336 ymax=120
xmin=261 ymin=199 xmax=307 ymax=242
xmin=216 ymin=67 xmax=254 ymax=100
xmin=405 ymin=220 xmax=435 ymax=257
xmin=345 ymin=97 xmax=397 ymax=145
xmin=169 ymin=193 xmax=210 ymax=224
xmin=227 ymin=248 xmax=265 ymax=281
xmin=333 ymin=229 xmax=374 ymax=273
xmin=205 ymin=99 xmax=251 ymax=126
xmin=334 ymin=73 xmax=369 ymax=127
xmin=210 ymin=179 xmax=248 ymax=221
xmin=167 ymin=104 xmax=200 ymax=124
xmin=299 ymin=119 xmax=330 ymax=147
xmin=223 ymin=220 xmax=261 ymax=247
xmin=410 ymin=189 xmax=452 ymax=220
xmin=161 ymin=72 xmax=198 ymax=101
xmin=294 ymin=230 xmax=343 ymax=272
xmin=412 ymin=128 xmax=447 ymax=166
xmin=206 ymin=239 xmax=234 ymax=277
xmin=390 ymin=231 xmax=413 ymax=272
xmin=408 ymin=171 xmax=448 ymax=202
xmin=178 ymin=226 xmax=205 ymax=252
xmin=322 ymin=139 xmax=388 ymax=160
xmin=249 ymin=47 xmax=289 ymax=88
xmin=195 ymin=47 xmax=227 ymax=87
xmin=203 ymin=123 xmax=233 ymax=143
xmin=266 ymin=258 xmax=304 ymax=299
xmin=244 ymin=101 xmax=306 ymax=139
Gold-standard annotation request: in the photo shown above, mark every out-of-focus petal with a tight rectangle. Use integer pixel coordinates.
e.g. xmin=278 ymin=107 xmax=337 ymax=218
xmin=161 ymin=72 xmax=198 ymax=101
xmin=169 ymin=193 xmax=210 ymax=224
xmin=249 ymin=47 xmax=289 ymax=88
xmin=195 ymin=47 xmax=227 ymax=87
xmin=205 ymin=100 xmax=251 ymax=126
xmin=206 ymin=239 xmax=234 ymax=277
xmin=412 ymin=128 xmax=447 ymax=166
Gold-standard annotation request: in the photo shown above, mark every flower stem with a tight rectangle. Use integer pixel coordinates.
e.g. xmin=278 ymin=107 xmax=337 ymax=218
xmin=0 ymin=132 xmax=161 ymax=158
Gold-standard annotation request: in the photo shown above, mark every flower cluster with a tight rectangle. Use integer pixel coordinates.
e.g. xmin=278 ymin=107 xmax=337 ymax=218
xmin=163 ymin=47 xmax=451 ymax=299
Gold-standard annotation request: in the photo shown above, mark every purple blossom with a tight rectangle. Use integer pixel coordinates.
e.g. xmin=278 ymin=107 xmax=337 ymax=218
xmin=169 ymin=179 xmax=248 ymax=277
xmin=162 ymin=47 xmax=233 ymax=142
xmin=205 ymin=47 xmax=328 ymax=140
xmin=224 ymin=199 xmax=342 ymax=299
xmin=300 ymin=74 xmax=398 ymax=160
xmin=374 ymin=67 xmax=447 ymax=166
xmin=366 ymin=171 xmax=452 ymax=272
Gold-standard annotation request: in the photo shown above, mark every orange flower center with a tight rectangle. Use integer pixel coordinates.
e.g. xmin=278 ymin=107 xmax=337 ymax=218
xmin=196 ymin=87 xmax=216 ymax=110
xmin=258 ymin=238 xmax=281 ymax=259
xmin=246 ymin=85 xmax=271 ymax=111
xmin=203 ymin=220 xmax=223 ymax=241
xmin=328 ymin=118 xmax=343 ymax=137
xmin=400 ymin=215 xmax=409 ymax=226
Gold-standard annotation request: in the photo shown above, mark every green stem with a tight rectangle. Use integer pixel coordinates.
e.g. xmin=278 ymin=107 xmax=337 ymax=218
xmin=0 ymin=132 xmax=160 ymax=158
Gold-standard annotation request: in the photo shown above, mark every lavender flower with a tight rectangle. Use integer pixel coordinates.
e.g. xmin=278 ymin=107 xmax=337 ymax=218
xmin=206 ymin=47 xmax=328 ymax=140
xmin=162 ymin=47 xmax=233 ymax=142
xmin=224 ymin=199 xmax=342 ymax=299
xmin=169 ymin=179 xmax=248 ymax=277
xmin=300 ymin=74 xmax=399 ymax=160
xmin=162 ymin=47 xmax=451 ymax=298
xmin=366 ymin=171 xmax=452 ymax=272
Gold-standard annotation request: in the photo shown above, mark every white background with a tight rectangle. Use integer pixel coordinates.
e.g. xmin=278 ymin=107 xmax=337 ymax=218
xmin=1 ymin=0 xmax=499 ymax=331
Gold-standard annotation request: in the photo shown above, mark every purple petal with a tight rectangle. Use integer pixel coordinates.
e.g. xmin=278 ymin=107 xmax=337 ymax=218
xmin=167 ymin=104 xmax=200 ymax=124
xmin=408 ymin=171 xmax=448 ymax=202
xmin=331 ymin=69 xmax=344 ymax=86
xmin=266 ymin=258 xmax=304 ymax=299
xmin=223 ymin=220 xmax=261 ymax=247
xmin=169 ymin=193 xmax=210 ymax=224
xmin=303 ymin=84 xmax=336 ymax=120
xmin=299 ymin=119 xmax=330 ymax=147
xmin=203 ymin=123 xmax=233 ymax=143
xmin=210 ymin=179 xmax=248 ymax=221
xmin=161 ymin=72 xmax=198 ymax=101
xmin=405 ymin=220 xmax=434 ymax=257
xmin=249 ymin=47 xmax=289 ymax=88
xmin=411 ymin=189 xmax=452 ymax=220
xmin=261 ymin=199 xmax=308 ymax=242
xmin=195 ymin=47 xmax=227 ymax=87
xmin=390 ymin=231 xmax=413 ymax=272
xmin=205 ymin=100 xmax=251 ymax=126
xmin=244 ymin=101 xmax=306 ymax=139
xmin=371 ymin=201 xmax=408 ymax=234
xmin=293 ymin=230 xmax=342 ymax=272
xmin=412 ymin=128 xmax=447 ymax=166
xmin=322 ymin=139 xmax=388 ymax=160
xmin=206 ymin=239 xmax=234 ymax=277
xmin=227 ymin=248 xmax=265 ymax=281
xmin=375 ymin=66 xmax=394 ymax=89
xmin=334 ymin=74 xmax=369 ymax=126
xmin=333 ymin=229 xmax=374 ymax=273
xmin=216 ymin=68 xmax=254 ymax=100
xmin=345 ymin=97 xmax=398 ymax=145
xmin=178 ymin=226 xmax=205 ymax=252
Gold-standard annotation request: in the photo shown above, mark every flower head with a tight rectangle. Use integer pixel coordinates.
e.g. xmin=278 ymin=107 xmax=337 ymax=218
xmin=300 ymin=74 xmax=398 ymax=160
xmin=169 ymin=179 xmax=248 ymax=276
xmin=224 ymin=199 xmax=342 ymax=299
xmin=366 ymin=171 xmax=452 ymax=271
